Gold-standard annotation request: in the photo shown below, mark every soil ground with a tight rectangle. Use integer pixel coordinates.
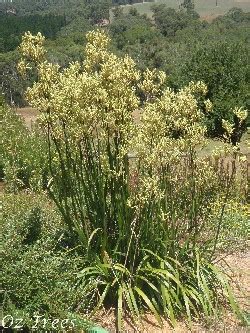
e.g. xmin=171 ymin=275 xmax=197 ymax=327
xmin=15 ymin=107 xmax=39 ymax=129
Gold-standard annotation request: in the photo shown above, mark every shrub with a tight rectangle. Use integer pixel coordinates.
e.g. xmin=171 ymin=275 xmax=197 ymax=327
xmin=0 ymin=101 xmax=48 ymax=192
xmin=207 ymin=199 xmax=249 ymax=253
xmin=17 ymin=30 xmax=247 ymax=330
xmin=175 ymin=41 xmax=249 ymax=142
xmin=2 ymin=193 xmax=93 ymax=331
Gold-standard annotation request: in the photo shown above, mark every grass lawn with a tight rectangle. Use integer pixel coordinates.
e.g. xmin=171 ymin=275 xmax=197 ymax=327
xmin=111 ymin=0 xmax=250 ymax=20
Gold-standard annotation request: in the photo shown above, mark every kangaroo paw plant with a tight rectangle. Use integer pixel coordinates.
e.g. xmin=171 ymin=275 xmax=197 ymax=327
xmin=17 ymin=30 xmax=247 ymax=330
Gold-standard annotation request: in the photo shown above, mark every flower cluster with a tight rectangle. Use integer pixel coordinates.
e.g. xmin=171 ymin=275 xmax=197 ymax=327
xmin=17 ymin=30 xmax=244 ymax=242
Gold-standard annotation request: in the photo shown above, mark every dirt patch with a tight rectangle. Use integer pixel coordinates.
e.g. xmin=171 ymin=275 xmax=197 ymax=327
xmin=220 ymin=251 xmax=250 ymax=310
xmin=16 ymin=107 xmax=39 ymax=129
xmin=201 ymin=14 xmax=221 ymax=22
xmin=0 ymin=181 xmax=5 ymax=193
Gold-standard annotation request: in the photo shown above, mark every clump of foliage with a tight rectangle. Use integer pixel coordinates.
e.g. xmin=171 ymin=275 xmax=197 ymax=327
xmin=207 ymin=199 xmax=249 ymax=252
xmin=2 ymin=193 xmax=93 ymax=331
xmin=181 ymin=0 xmax=195 ymax=13
xmin=110 ymin=7 xmax=166 ymax=71
xmin=0 ymin=100 xmax=48 ymax=192
xmin=110 ymin=7 xmax=156 ymax=51
xmin=176 ymin=41 xmax=249 ymax=142
xmin=151 ymin=4 xmax=199 ymax=37
xmin=17 ymin=30 xmax=247 ymax=330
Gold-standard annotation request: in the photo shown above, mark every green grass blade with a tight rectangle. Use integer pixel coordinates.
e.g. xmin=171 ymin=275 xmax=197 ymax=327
xmin=182 ymin=289 xmax=192 ymax=329
xmin=113 ymin=263 xmax=131 ymax=276
xmin=161 ymin=283 xmax=176 ymax=326
xmin=208 ymin=263 xmax=245 ymax=323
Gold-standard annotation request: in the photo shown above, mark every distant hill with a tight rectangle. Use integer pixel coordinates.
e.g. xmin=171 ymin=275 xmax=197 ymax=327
xmin=112 ymin=0 xmax=250 ymax=20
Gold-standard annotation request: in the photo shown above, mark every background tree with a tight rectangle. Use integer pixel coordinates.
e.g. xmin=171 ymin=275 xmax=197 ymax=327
xmin=110 ymin=9 xmax=156 ymax=50
xmin=175 ymin=41 xmax=249 ymax=141
xmin=151 ymin=4 xmax=198 ymax=37
xmin=0 ymin=51 xmax=28 ymax=106
xmin=0 ymin=14 xmax=66 ymax=52
xmin=181 ymin=0 xmax=194 ymax=13
xmin=87 ymin=0 xmax=111 ymax=24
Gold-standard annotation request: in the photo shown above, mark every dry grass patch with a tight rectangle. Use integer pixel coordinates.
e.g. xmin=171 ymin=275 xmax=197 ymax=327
xmin=16 ymin=107 xmax=39 ymax=128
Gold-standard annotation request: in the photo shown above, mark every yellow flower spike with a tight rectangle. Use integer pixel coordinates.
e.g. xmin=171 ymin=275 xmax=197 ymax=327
xmin=204 ymin=99 xmax=213 ymax=113
xmin=19 ymin=31 xmax=46 ymax=64
xmin=139 ymin=68 xmax=166 ymax=101
xmin=222 ymin=119 xmax=234 ymax=140
xmin=17 ymin=59 xmax=28 ymax=77
xmin=233 ymin=106 xmax=248 ymax=123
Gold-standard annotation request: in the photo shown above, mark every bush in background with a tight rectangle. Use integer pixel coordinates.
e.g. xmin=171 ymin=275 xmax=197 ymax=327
xmin=2 ymin=193 xmax=93 ymax=331
xmin=207 ymin=199 xmax=249 ymax=253
xmin=0 ymin=100 xmax=48 ymax=192
xmin=174 ymin=41 xmax=249 ymax=142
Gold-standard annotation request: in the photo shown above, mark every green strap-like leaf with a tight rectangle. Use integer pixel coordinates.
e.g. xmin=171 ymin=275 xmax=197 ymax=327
xmin=87 ymin=228 xmax=102 ymax=250
xmin=128 ymin=286 xmax=140 ymax=318
xmin=78 ymin=266 xmax=101 ymax=277
xmin=134 ymin=286 xmax=162 ymax=327
xmin=113 ymin=263 xmax=131 ymax=276
xmin=136 ymin=274 xmax=159 ymax=293
xmin=118 ymin=286 xmax=123 ymax=332
xmin=92 ymin=283 xmax=111 ymax=315
xmin=182 ymin=289 xmax=192 ymax=329
xmin=161 ymin=283 xmax=176 ymax=327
